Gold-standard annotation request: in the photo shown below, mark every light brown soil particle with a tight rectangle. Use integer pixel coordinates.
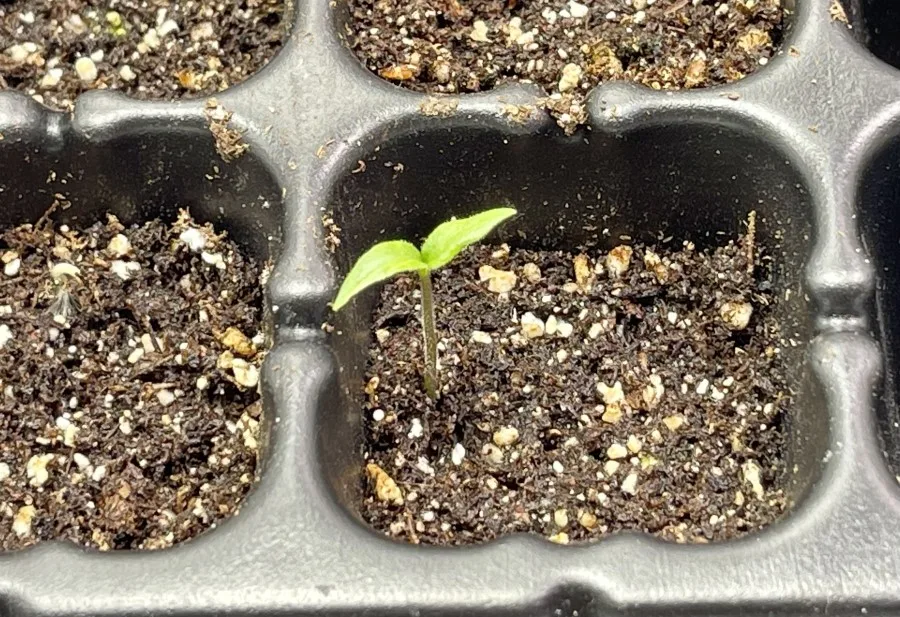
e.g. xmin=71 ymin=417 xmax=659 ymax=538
xmin=347 ymin=0 xmax=784 ymax=133
xmin=0 ymin=211 xmax=266 ymax=550
xmin=360 ymin=234 xmax=789 ymax=545
xmin=828 ymin=0 xmax=850 ymax=26
xmin=0 ymin=0 xmax=288 ymax=111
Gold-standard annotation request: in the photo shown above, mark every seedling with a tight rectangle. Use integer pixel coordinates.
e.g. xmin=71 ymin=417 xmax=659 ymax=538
xmin=332 ymin=207 xmax=517 ymax=400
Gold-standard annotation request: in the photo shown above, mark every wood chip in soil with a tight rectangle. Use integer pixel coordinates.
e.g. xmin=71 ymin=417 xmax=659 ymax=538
xmin=347 ymin=0 xmax=784 ymax=133
xmin=361 ymin=233 xmax=791 ymax=545
xmin=0 ymin=210 xmax=267 ymax=550
xmin=0 ymin=0 xmax=288 ymax=111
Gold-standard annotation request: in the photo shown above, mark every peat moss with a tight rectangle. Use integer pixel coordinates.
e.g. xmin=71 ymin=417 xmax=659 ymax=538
xmin=0 ymin=211 xmax=266 ymax=550
xmin=361 ymin=234 xmax=789 ymax=545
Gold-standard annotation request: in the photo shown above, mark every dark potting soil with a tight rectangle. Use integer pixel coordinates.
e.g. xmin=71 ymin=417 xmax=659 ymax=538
xmin=0 ymin=0 xmax=288 ymax=111
xmin=0 ymin=210 xmax=266 ymax=550
xmin=347 ymin=0 xmax=784 ymax=133
xmin=361 ymin=230 xmax=791 ymax=545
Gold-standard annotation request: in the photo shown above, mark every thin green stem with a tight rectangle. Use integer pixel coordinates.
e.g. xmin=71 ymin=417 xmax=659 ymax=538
xmin=418 ymin=269 xmax=439 ymax=400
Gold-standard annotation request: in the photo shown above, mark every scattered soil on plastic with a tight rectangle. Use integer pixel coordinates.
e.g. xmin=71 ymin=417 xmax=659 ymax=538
xmin=0 ymin=0 xmax=288 ymax=111
xmin=348 ymin=0 xmax=784 ymax=133
xmin=361 ymin=231 xmax=790 ymax=545
xmin=0 ymin=210 xmax=267 ymax=550
xmin=205 ymin=98 xmax=249 ymax=162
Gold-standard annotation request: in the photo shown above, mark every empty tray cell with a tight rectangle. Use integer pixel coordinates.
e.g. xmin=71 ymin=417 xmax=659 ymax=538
xmin=858 ymin=131 xmax=900 ymax=474
xmin=0 ymin=123 xmax=283 ymax=550
xmin=322 ymin=121 xmax=821 ymax=547
xmin=342 ymin=0 xmax=788 ymax=132
xmin=0 ymin=0 xmax=291 ymax=111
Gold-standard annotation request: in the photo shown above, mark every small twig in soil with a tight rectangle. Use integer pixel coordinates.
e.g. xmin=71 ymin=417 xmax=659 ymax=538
xmin=405 ymin=511 xmax=420 ymax=544
xmin=664 ymin=0 xmax=689 ymax=15
xmin=130 ymin=355 xmax=178 ymax=379
xmin=34 ymin=195 xmax=71 ymax=232
xmin=744 ymin=210 xmax=757 ymax=275
xmin=374 ymin=310 xmax=414 ymax=329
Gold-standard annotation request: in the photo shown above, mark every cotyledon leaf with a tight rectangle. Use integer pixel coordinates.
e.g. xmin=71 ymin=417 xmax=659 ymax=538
xmin=331 ymin=240 xmax=427 ymax=311
xmin=420 ymin=207 xmax=517 ymax=271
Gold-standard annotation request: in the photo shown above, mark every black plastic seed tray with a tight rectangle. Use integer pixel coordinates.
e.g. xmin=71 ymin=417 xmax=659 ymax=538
xmin=2 ymin=0 xmax=900 ymax=614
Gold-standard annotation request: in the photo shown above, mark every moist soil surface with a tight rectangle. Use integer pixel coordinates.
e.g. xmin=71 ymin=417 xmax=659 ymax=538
xmin=0 ymin=0 xmax=287 ymax=111
xmin=361 ymin=233 xmax=790 ymax=545
xmin=0 ymin=211 xmax=266 ymax=550
xmin=348 ymin=0 xmax=784 ymax=132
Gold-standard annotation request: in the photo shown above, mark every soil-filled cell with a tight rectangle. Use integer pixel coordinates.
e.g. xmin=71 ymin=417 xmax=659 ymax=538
xmin=0 ymin=0 xmax=289 ymax=111
xmin=0 ymin=125 xmax=283 ymax=550
xmin=322 ymin=121 xmax=823 ymax=546
xmin=344 ymin=0 xmax=787 ymax=132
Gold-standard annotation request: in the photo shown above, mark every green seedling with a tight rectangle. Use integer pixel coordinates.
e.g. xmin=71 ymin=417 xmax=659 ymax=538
xmin=332 ymin=207 xmax=517 ymax=400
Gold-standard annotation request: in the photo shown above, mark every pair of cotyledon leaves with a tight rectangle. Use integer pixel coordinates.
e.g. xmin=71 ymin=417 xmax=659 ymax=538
xmin=332 ymin=207 xmax=517 ymax=311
